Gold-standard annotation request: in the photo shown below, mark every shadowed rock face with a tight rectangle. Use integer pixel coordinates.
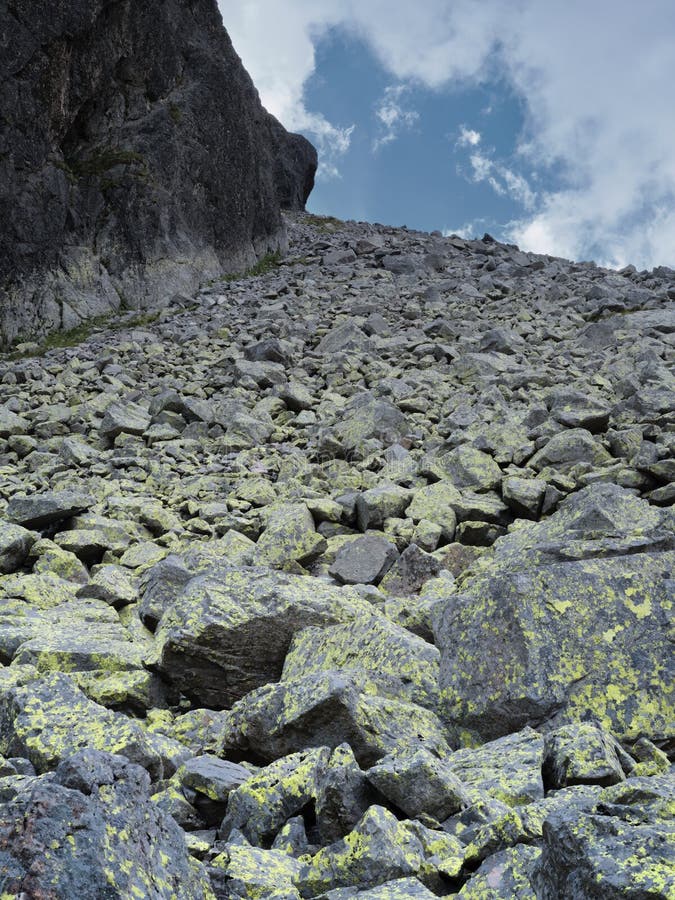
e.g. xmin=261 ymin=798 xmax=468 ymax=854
xmin=0 ymin=0 xmax=317 ymax=345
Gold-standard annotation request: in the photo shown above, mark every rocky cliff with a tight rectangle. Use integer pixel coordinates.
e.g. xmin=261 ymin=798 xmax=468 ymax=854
xmin=0 ymin=0 xmax=317 ymax=346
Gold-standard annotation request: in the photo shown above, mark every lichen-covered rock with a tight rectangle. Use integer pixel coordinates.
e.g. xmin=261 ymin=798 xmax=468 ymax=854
xmin=255 ymin=503 xmax=327 ymax=568
xmin=457 ymin=844 xmax=540 ymax=898
xmin=178 ymin=754 xmax=250 ymax=803
xmin=328 ymin=534 xmax=399 ymax=585
xmin=0 ymin=673 xmax=186 ymax=779
xmin=543 ymin=723 xmax=628 ymax=789
xmin=6 ymin=490 xmax=95 ymax=530
xmin=356 ymin=484 xmax=412 ymax=531
xmin=153 ymin=567 xmax=373 ymax=708
xmin=328 ymin=879 xmax=440 ymax=899
xmin=219 ymin=748 xmax=329 ymax=845
xmin=366 ymin=748 xmax=469 ymax=821
xmin=221 ymin=671 xmax=451 ymax=768
xmin=447 ymin=728 xmax=545 ymax=807
xmin=0 ymin=523 xmax=36 ymax=574
xmin=533 ymin=775 xmax=675 ymax=899
xmin=0 ymin=749 xmax=214 ymax=898
xmin=529 ymin=427 xmax=614 ymax=472
xmin=281 ymin=616 xmax=440 ymax=711
xmin=209 ymin=844 xmax=302 ymax=900
xmin=297 ymin=805 xmax=465 ymax=895
xmin=428 ymin=445 xmax=503 ymax=492
xmin=315 ymin=743 xmax=374 ymax=843
xmin=333 ymin=393 xmax=410 ymax=459
xmin=378 ymin=545 xmax=443 ymax=596
xmin=435 ymin=485 xmax=674 ymax=744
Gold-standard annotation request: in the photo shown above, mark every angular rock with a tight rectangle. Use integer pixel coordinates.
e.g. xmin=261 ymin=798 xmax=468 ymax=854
xmin=221 ymin=671 xmax=451 ymax=768
xmin=315 ymin=743 xmax=374 ymax=843
xmin=0 ymin=674 xmax=184 ymax=779
xmin=543 ymin=723 xmax=627 ymax=789
xmin=0 ymin=524 xmax=36 ymax=574
xmin=447 ymin=728 xmax=545 ymax=806
xmin=378 ymin=544 xmax=443 ymax=595
xmin=219 ymin=748 xmax=329 ymax=845
xmin=298 ymin=805 xmax=464 ymax=895
xmin=178 ymin=754 xmax=250 ymax=802
xmin=356 ymin=484 xmax=412 ymax=531
xmin=533 ymin=775 xmax=675 ymax=899
xmin=255 ymin=503 xmax=327 ymax=568
xmin=7 ymin=489 xmax=94 ymax=530
xmin=100 ymin=401 xmax=151 ymax=440
xmin=529 ymin=428 xmax=613 ymax=472
xmin=282 ymin=616 xmax=440 ymax=711
xmin=435 ymin=485 xmax=675 ymax=744
xmin=458 ymin=845 xmax=540 ymax=898
xmin=328 ymin=535 xmax=398 ymax=585
xmin=153 ymin=567 xmax=373 ymax=708
xmin=366 ymin=748 xmax=469 ymax=821
xmin=0 ymin=750 xmax=213 ymax=898
xmin=431 ymin=445 xmax=502 ymax=492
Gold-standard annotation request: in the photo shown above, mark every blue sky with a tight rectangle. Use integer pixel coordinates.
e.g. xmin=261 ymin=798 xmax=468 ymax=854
xmin=303 ymin=27 xmax=528 ymax=238
xmin=224 ymin=1 xmax=675 ymax=269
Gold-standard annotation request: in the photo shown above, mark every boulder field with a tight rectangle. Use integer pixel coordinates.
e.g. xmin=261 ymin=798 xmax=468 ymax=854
xmin=0 ymin=213 xmax=672 ymax=897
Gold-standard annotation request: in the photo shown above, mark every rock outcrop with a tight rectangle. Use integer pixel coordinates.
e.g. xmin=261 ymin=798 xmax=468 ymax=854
xmin=0 ymin=0 xmax=316 ymax=345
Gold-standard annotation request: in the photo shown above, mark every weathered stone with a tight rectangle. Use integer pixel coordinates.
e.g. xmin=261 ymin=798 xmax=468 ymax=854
xmin=543 ymin=723 xmax=627 ymax=789
xmin=0 ymin=674 xmax=186 ymax=779
xmin=533 ymin=775 xmax=675 ymax=899
xmin=178 ymin=755 xmax=251 ymax=802
xmin=0 ymin=524 xmax=36 ymax=574
xmin=0 ymin=750 xmax=213 ymax=898
xmin=430 ymin=445 xmax=503 ymax=492
xmin=367 ymin=748 xmax=469 ymax=821
xmin=328 ymin=535 xmax=398 ymax=585
xmin=356 ymin=484 xmax=412 ymax=531
xmin=221 ymin=671 xmax=451 ymax=768
xmin=447 ymin=728 xmax=545 ymax=806
xmin=255 ymin=503 xmax=327 ymax=568
xmin=315 ymin=743 xmax=374 ymax=843
xmin=7 ymin=490 xmax=94 ymax=530
xmin=529 ymin=428 xmax=613 ymax=472
xmin=153 ymin=567 xmax=373 ymax=708
xmin=434 ymin=485 xmax=674 ymax=744
xmin=219 ymin=748 xmax=328 ymax=845
xmin=281 ymin=616 xmax=440 ymax=711
xmin=378 ymin=544 xmax=443 ymax=595
xmin=458 ymin=845 xmax=540 ymax=898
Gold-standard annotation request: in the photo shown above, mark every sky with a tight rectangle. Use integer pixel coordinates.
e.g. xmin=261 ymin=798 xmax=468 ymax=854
xmin=222 ymin=1 xmax=675 ymax=270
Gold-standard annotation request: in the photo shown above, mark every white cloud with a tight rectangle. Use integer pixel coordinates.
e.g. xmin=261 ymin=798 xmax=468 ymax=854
xmin=373 ymin=85 xmax=419 ymax=150
xmin=457 ymin=126 xmax=481 ymax=147
xmin=465 ymin=150 xmax=537 ymax=210
xmin=223 ymin=0 xmax=675 ymax=267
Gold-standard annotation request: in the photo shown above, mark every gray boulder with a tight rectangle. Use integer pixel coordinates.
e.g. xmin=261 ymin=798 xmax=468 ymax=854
xmin=0 ymin=749 xmax=213 ymax=898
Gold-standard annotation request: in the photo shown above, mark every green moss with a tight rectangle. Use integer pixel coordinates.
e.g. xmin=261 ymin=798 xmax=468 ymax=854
xmin=303 ymin=213 xmax=344 ymax=233
xmin=66 ymin=147 xmax=146 ymax=178
xmin=169 ymin=103 xmax=182 ymax=124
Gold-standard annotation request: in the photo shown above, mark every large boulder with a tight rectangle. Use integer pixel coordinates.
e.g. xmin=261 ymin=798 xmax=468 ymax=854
xmin=0 ymin=0 xmax=316 ymax=345
xmin=434 ymin=484 xmax=674 ymax=745
xmin=152 ymin=567 xmax=374 ymax=708
xmin=0 ymin=750 xmax=213 ymax=898
xmin=533 ymin=775 xmax=675 ymax=899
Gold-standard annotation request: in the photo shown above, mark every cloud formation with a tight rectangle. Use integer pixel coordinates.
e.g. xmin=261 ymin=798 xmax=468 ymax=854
xmin=223 ymin=0 xmax=675 ymax=267
xmin=373 ymin=85 xmax=419 ymax=150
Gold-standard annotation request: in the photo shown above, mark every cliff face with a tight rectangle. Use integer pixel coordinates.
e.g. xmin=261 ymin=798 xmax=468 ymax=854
xmin=0 ymin=0 xmax=317 ymax=345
